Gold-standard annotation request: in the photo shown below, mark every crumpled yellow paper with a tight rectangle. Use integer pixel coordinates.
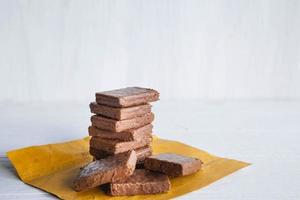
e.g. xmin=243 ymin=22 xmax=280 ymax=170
xmin=7 ymin=136 xmax=249 ymax=200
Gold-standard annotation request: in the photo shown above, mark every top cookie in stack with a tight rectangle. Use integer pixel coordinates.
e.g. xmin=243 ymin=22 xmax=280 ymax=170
xmin=88 ymin=87 xmax=159 ymax=164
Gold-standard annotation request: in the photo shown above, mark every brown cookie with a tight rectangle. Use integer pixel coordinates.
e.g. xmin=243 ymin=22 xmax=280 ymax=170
xmin=90 ymin=145 xmax=152 ymax=163
xmin=108 ymin=169 xmax=170 ymax=196
xmin=90 ymin=102 xmax=152 ymax=120
xmin=88 ymin=124 xmax=152 ymax=141
xmin=95 ymin=87 xmax=159 ymax=108
xmin=144 ymin=153 xmax=202 ymax=177
xmin=90 ymin=136 xmax=152 ymax=154
xmin=72 ymin=150 xmax=137 ymax=192
xmin=90 ymin=112 xmax=154 ymax=132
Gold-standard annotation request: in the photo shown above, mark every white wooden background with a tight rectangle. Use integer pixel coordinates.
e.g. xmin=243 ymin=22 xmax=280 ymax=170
xmin=1 ymin=0 xmax=300 ymax=102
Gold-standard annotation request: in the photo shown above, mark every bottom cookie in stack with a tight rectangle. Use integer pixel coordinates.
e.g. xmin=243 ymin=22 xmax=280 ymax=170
xmin=89 ymin=136 xmax=152 ymax=154
xmin=90 ymin=145 xmax=152 ymax=164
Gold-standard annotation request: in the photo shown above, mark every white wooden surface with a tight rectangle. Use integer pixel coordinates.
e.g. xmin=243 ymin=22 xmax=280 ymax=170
xmin=1 ymin=0 xmax=300 ymax=102
xmin=0 ymin=100 xmax=300 ymax=199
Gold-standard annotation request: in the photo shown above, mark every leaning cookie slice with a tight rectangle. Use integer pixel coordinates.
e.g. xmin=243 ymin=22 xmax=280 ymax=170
xmin=72 ymin=150 xmax=137 ymax=192
xmin=108 ymin=169 xmax=170 ymax=196
xmin=144 ymin=153 xmax=202 ymax=177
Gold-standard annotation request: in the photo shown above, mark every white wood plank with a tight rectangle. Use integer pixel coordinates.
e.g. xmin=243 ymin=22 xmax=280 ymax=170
xmin=0 ymin=158 xmax=55 ymax=199
xmin=1 ymin=1 xmax=300 ymax=102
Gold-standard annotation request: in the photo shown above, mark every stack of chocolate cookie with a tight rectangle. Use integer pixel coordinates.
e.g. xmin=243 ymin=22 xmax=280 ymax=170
xmin=73 ymin=87 xmax=203 ymax=196
xmin=88 ymin=87 xmax=159 ymax=165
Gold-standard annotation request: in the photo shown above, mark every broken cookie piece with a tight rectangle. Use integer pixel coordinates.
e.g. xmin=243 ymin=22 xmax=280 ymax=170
xmin=144 ymin=153 xmax=202 ymax=177
xmin=108 ymin=169 xmax=170 ymax=196
xmin=72 ymin=150 xmax=137 ymax=192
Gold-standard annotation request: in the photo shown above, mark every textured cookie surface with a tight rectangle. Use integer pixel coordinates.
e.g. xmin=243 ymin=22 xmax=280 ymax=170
xmin=95 ymin=87 xmax=159 ymax=108
xmin=144 ymin=153 xmax=202 ymax=177
xmin=109 ymin=169 xmax=170 ymax=196
xmin=72 ymin=151 xmax=137 ymax=191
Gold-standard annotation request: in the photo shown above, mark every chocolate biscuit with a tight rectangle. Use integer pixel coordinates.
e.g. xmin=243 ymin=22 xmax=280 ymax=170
xmin=91 ymin=112 xmax=154 ymax=132
xmin=90 ymin=137 xmax=152 ymax=154
xmin=73 ymin=150 xmax=137 ymax=192
xmin=95 ymin=87 xmax=159 ymax=108
xmin=144 ymin=153 xmax=202 ymax=177
xmin=108 ymin=169 xmax=170 ymax=196
xmin=90 ymin=146 xmax=152 ymax=163
xmin=88 ymin=124 xmax=153 ymax=141
xmin=90 ymin=102 xmax=152 ymax=120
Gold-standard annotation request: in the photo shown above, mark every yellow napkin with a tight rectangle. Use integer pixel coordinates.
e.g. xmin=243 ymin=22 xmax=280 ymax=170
xmin=7 ymin=136 xmax=249 ymax=199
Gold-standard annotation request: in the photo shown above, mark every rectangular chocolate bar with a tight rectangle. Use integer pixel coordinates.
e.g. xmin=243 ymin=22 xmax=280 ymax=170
xmin=144 ymin=153 xmax=202 ymax=177
xmin=88 ymin=124 xmax=153 ymax=141
xmin=73 ymin=150 xmax=137 ymax=192
xmin=90 ymin=102 xmax=152 ymax=120
xmin=95 ymin=87 xmax=159 ymax=108
xmin=108 ymin=169 xmax=171 ymax=196
xmin=91 ymin=112 xmax=154 ymax=132
xmin=90 ymin=136 xmax=152 ymax=154
xmin=90 ymin=146 xmax=152 ymax=163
